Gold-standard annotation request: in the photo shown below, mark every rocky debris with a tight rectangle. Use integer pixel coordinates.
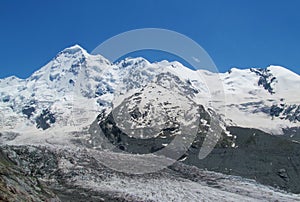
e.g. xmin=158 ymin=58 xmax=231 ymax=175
xmin=1 ymin=145 xmax=300 ymax=201
xmin=0 ymin=148 xmax=60 ymax=202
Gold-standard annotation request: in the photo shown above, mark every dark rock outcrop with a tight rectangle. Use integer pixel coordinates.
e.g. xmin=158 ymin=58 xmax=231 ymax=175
xmin=35 ymin=109 xmax=56 ymax=130
xmin=250 ymin=68 xmax=277 ymax=94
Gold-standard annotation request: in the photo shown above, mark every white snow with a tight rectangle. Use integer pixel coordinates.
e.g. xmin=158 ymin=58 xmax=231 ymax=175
xmin=0 ymin=45 xmax=299 ymax=143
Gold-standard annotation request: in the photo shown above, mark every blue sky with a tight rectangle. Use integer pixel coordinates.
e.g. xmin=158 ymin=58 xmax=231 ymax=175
xmin=0 ymin=0 xmax=300 ymax=78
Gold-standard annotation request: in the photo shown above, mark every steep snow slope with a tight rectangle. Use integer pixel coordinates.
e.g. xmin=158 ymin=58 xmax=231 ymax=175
xmin=217 ymin=66 xmax=300 ymax=133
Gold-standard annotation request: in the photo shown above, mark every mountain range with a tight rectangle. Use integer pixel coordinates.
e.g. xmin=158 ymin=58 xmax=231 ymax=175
xmin=0 ymin=45 xmax=300 ymax=201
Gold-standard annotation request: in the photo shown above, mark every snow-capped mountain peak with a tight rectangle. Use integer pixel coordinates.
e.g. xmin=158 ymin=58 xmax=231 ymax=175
xmin=117 ymin=57 xmax=151 ymax=68
xmin=267 ymin=65 xmax=299 ymax=77
xmin=0 ymin=45 xmax=299 ymax=146
xmin=60 ymin=44 xmax=88 ymax=54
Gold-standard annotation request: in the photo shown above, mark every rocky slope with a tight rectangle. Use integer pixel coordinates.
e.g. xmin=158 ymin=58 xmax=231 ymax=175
xmin=0 ymin=148 xmax=59 ymax=201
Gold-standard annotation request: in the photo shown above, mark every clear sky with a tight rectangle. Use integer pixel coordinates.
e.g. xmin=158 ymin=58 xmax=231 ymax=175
xmin=1 ymin=0 xmax=300 ymax=78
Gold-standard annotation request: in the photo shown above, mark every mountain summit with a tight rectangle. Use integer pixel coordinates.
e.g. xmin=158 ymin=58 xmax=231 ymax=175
xmin=0 ymin=45 xmax=299 ymax=140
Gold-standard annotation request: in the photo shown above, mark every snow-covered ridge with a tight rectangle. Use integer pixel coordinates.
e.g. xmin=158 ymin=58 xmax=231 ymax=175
xmin=0 ymin=45 xmax=299 ymax=144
